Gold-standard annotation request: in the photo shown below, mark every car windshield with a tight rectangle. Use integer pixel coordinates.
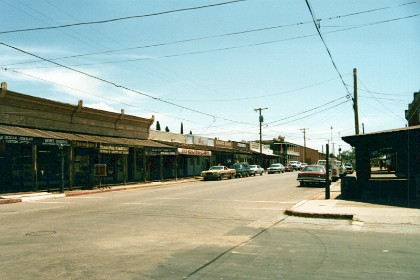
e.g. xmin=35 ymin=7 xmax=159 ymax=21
xmin=209 ymin=166 xmax=223 ymax=170
xmin=345 ymin=163 xmax=352 ymax=167
xmin=270 ymin=164 xmax=280 ymax=167
xmin=249 ymin=165 xmax=257 ymax=168
xmin=304 ymin=166 xmax=325 ymax=172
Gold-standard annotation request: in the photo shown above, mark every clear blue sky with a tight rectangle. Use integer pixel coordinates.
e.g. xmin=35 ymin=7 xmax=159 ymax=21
xmin=1 ymin=0 xmax=419 ymax=152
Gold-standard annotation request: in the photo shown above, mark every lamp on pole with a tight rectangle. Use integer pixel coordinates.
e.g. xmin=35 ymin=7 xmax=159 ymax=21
xmin=254 ymin=107 xmax=268 ymax=166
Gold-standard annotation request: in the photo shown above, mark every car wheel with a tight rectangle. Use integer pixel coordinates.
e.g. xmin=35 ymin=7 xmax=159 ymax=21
xmin=260 ymin=172 xmax=263 ymax=176
xmin=299 ymin=181 xmax=305 ymax=187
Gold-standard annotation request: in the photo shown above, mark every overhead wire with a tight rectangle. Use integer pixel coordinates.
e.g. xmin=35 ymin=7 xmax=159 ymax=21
xmin=0 ymin=0 xmax=247 ymax=35
xmin=357 ymin=77 xmax=406 ymax=121
xmin=7 ymin=13 xmax=419 ymax=71
xmin=304 ymin=0 xmax=352 ymax=98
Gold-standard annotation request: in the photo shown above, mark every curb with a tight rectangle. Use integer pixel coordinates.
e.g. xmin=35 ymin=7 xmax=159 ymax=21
xmin=0 ymin=198 xmax=22 ymax=205
xmin=284 ymin=208 xmax=353 ymax=220
xmin=1 ymin=178 xmax=201 ymax=204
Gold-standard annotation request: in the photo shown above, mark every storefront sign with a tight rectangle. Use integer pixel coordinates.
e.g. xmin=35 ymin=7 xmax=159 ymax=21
xmin=233 ymin=141 xmax=248 ymax=150
xmin=145 ymin=148 xmax=177 ymax=156
xmin=39 ymin=138 xmax=70 ymax=146
xmin=215 ymin=139 xmax=232 ymax=148
xmin=177 ymin=148 xmax=211 ymax=156
xmin=74 ymin=141 xmax=96 ymax=148
xmin=100 ymin=144 xmax=129 ymax=154
xmin=0 ymin=135 xmax=34 ymax=144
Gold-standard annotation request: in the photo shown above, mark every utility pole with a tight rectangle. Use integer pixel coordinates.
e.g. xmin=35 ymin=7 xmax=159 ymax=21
xmin=254 ymin=108 xmax=268 ymax=166
xmin=300 ymin=128 xmax=308 ymax=163
xmin=353 ymin=68 xmax=360 ymax=135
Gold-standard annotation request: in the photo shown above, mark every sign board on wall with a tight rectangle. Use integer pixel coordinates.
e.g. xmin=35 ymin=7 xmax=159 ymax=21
xmin=145 ymin=148 xmax=177 ymax=156
xmin=99 ymin=144 xmax=129 ymax=154
xmin=177 ymin=148 xmax=211 ymax=156
xmin=214 ymin=139 xmax=232 ymax=148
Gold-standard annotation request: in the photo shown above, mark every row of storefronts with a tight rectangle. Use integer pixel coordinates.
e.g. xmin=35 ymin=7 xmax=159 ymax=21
xmin=0 ymin=83 xmax=296 ymax=194
xmin=0 ymin=124 xmax=277 ymax=193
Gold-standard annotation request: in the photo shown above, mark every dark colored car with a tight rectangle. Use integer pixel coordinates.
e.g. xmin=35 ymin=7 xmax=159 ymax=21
xmin=230 ymin=162 xmax=250 ymax=178
xmin=297 ymin=165 xmax=329 ymax=187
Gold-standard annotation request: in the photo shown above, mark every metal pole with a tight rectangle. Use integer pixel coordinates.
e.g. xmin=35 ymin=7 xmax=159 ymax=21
xmin=300 ymin=128 xmax=308 ymax=163
xmin=60 ymin=146 xmax=64 ymax=193
xmin=325 ymin=144 xmax=330 ymax=199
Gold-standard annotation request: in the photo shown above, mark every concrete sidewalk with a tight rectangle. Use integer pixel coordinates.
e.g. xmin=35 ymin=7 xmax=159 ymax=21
xmin=0 ymin=178 xmax=200 ymax=205
xmin=285 ymin=182 xmax=420 ymax=225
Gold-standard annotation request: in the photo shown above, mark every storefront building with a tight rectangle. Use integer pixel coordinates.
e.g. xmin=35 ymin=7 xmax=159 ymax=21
xmin=0 ymin=85 xmax=175 ymax=193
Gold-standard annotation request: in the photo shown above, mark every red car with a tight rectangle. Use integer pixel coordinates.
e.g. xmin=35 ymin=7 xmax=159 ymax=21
xmin=284 ymin=164 xmax=294 ymax=172
xmin=297 ymin=165 xmax=328 ymax=187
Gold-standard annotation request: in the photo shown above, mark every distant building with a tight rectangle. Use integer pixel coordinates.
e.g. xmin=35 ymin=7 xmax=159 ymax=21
xmin=405 ymin=91 xmax=419 ymax=126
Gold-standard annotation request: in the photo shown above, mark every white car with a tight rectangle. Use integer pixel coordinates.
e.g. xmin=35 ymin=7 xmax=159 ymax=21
xmin=249 ymin=165 xmax=264 ymax=176
xmin=289 ymin=161 xmax=301 ymax=171
xmin=267 ymin=163 xmax=285 ymax=174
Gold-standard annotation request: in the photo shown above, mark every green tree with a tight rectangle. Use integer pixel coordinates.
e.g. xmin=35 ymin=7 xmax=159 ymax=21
xmin=180 ymin=122 xmax=184 ymax=134
xmin=165 ymin=126 xmax=170 ymax=132
xmin=340 ymin=148 xmax=355 ymax=162
xmin=156 ymin=121 xmax=161 ymax=131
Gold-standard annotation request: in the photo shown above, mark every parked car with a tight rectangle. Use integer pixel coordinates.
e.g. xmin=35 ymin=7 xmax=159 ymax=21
xmin=297 ymin=165 xmax=329 ymax=187
xmin=300 ymin=163 xmax=308 ymax=170
xmin=230 ymin=162 xmax=250 ymax=178
xmin=201 ymin=166 xmax=235 ymax=180
xmin=344 ymin=162 xmax=354 ymax=174
xmin=317 ymin=159 xmax=340 ymax=182
xmin=337 ymin=161 xmax=347 ymax=177
xmin=289 ymin=161 xmax=301 ymax=171
xmin=267 ymin=163 xmax=285 ymax=174
xmin=249 ymin=165 xmax=264 ymax=176
xmin=284 ymin=163 xmax=294 ymax=172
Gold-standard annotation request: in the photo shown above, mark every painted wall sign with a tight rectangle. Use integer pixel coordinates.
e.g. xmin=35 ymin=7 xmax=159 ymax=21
xmin=177 ymin=148 xmax=211 ymax=156
xmin=99 ymin=144 xmax=129 ymax=154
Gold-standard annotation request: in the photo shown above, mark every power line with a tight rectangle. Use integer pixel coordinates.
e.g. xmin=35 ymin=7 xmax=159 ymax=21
xmin=4 ymin=4 xmax=418 ymax=67
xmin=304 ymin=0 xmax=352 ymax=98
xmin=0 ymin=41 xmax=256 ymax=127
xmin=9 ymin=13 xmax=418 ymax=71
xmin=0 ymin=0 xmax=247 ymax=35
xmin=357 ymin=77 xmax=406 ymax=121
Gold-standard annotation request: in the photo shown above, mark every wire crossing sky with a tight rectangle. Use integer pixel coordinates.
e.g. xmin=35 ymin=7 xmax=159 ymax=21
xmin=0 ymin=0 xmax=418 ymax=151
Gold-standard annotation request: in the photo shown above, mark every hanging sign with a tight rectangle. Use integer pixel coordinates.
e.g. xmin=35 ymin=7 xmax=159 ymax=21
xmin=99 ymin=144 xmax=129 ymax=154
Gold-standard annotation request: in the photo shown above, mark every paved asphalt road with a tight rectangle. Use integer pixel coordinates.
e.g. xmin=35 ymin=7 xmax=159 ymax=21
xmin=1 ymin=172 xmax=419 ymax=279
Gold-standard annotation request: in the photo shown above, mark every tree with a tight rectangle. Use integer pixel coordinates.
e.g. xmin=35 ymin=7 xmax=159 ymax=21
xmin=156 ymin=121 xmax=161 ymax=131
xmin=180 ymin=122 xmax=184 ymax=134
xmin=189 ymin=130 xmax=192 ymax=135
xmin=341 ymin=148 xmax=355 ymax=163
xmin=165 ymin=126 xmax=170 ymax=132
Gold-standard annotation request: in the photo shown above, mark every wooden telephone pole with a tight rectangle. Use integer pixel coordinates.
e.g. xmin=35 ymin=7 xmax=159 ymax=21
xmin=353 ymin=68 xmax=360 ymax=135
xmin=254 ymin=108 xmax=268 ymax=166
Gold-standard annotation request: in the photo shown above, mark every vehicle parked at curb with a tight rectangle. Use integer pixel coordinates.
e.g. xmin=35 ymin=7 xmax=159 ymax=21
xmin=267 ymin=163 xmax=285 ymax=174
xmin=300 ymin=163 xmax=308 ymax=170
xmin=297 ymin=165 xmax=329 ymax=187
xmin=344 ymin=162 xmax=354 ymax=174
xmin=289 ymin=161 xmax=301 ymax=171
xmin=249 ymin=165 xmax=264 ymax=176
xmin=337 ymin=161 xmax=347 ymax=178
xmin=201 ymin=166 xmax=235 ymax=180
xmin=230 ymin=162 xmax=251 ymax=178
xmin=284 ymin=163 xmax=294 ymax=172
xmin=317 ymin=159 xmax=340 ymax=182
